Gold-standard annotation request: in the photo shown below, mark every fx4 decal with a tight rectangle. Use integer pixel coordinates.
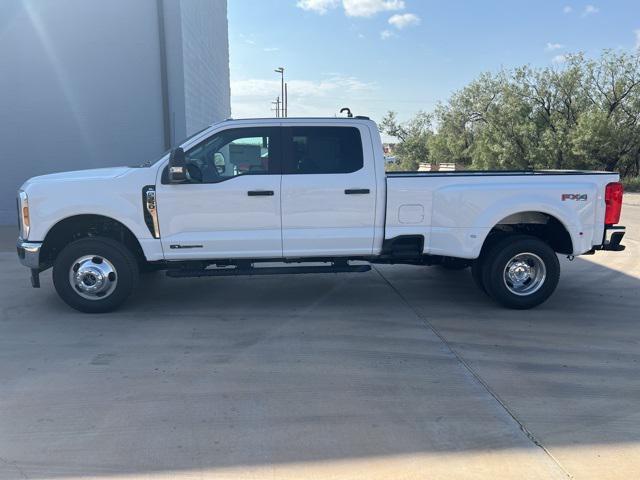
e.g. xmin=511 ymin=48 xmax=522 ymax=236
xmin=562 ymin=193 xmax=588 ymax=201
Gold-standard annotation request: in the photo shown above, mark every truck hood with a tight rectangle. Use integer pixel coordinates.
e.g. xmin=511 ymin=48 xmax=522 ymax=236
xmin=21 ymin=167 xmax=132 ymax=187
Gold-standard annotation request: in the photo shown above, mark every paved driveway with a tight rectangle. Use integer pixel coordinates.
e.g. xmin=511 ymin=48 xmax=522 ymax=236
xmin=0 ymin=197 xmax=638 ymax=480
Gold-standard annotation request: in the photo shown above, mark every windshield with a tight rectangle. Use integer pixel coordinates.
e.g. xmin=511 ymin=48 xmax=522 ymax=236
xmin=135 ymin=126 xmax=211 ymax=167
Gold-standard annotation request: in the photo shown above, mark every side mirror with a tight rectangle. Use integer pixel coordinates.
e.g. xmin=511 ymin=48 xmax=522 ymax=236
xmin=168 ymin=147 xmax=187 ymax=183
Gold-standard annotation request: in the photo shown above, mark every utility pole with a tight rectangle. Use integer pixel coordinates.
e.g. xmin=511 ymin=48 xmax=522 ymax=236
xmin=272 ymin=97 xmax=280 ymax=118
xmin=284 ymin=83 xmax=288 ymax=117
xmin=275 ymin=67 xmax=285 ymax=117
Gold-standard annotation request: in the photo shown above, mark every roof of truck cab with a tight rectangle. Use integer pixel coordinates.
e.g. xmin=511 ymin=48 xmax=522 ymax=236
xmin=221 ymin=116 xmax=374 ymax=123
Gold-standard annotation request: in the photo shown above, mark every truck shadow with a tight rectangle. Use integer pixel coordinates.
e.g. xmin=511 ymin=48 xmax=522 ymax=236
xmin=1 ymin=252 xmax=639 ymax=478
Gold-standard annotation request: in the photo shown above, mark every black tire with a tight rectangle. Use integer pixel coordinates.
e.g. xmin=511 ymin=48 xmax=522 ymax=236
xmin=480 ymin=235 xmax=560 ymax=309
xmin=439 ymin=257 xmax=471 ymax=270
xmin=53 ymin=237 xmax=139 ymax=313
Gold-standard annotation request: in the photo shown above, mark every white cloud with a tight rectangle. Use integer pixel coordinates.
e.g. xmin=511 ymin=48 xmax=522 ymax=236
xmin=552 ymin=54 xmax=567 ymax=64
xmin=343 ymin=0 xmax=405 ymax=17
xmin=380 ymin=29 xmax=394 ymax=39
xmin=263 ymin=47 xmax=279 ymax=52
xmin=563 ymin=5 xmax=572 ymax=13
xmin=546 ymin=42 xmax=564 ymax=51
xmin=582 ymin=4 xmax=599 ymax=16
xmin=297 ymin=0 xmax=405 ymax=18
xmin=231 ymin=74 xmax=378 ymax=118
xmin=239 ymin=34 xmax=256 ymax=45
xmin=296 ymin=0 xmax=339 ymax=15
xmin=388 ymin=12 xmax=421 ymax=29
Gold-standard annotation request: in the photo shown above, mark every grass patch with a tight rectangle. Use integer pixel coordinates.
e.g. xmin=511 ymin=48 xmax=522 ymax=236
xmin=622 ymin=177 xmax=640 ymax=192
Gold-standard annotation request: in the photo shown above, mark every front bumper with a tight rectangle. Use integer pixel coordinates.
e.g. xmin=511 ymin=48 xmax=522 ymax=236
xmin=596 ymin=226 xmax=626 ymax=252
xmin=17 ymin=238 xmax=42 ymax=269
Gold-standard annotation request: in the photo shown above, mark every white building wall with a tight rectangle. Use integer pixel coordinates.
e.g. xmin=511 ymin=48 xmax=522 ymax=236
xmin=0 ymin=0 xmax=230 ymax=225
xmin=181 ymin=0 xmax=231 ymax=134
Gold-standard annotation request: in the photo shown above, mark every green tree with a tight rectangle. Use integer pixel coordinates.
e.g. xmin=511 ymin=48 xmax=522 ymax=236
xmin=572 ymin=51 xmax=640 ymax=174
xmin=380 ymin=111 xmax=432 ymax=171
xmin=510 ymin=54 xmax=587 ymax=169
xmin=429 ymin=72 xmax=502 ymax=169
xmin=382 ymin=49 xmax=640 ymax=177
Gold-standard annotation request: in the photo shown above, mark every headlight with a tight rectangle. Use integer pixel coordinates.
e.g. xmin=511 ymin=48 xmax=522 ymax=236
xmin=18 ymin=191 xmax=30 ymax=239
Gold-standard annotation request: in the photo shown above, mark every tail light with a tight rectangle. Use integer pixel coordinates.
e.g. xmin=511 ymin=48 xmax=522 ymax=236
xmin=604 ymin=182 xmax=623 ymax=225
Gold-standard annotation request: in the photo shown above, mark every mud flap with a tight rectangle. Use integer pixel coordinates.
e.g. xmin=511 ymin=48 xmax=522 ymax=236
xmin=30 ymin=268 xmax=40 ymax=288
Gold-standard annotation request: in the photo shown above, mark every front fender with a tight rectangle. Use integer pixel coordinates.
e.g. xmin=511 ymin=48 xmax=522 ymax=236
xmin=22 ymin=169 xmax=164 ymax=260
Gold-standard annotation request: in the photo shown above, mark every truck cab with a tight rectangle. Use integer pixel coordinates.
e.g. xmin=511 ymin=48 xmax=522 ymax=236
xmin=156 ymin=118 xmax=385 ymax=260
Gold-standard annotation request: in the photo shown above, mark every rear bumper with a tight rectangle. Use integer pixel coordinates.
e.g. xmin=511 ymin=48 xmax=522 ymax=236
xmin=596 ymin=226 xmax=626 ymax=252
xmin=16 ymin=238 xmax=42 ymax=269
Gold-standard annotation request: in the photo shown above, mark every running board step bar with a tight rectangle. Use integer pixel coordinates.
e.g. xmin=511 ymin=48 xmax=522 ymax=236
xmin=166 ymin=264 xmax=371 ymax=278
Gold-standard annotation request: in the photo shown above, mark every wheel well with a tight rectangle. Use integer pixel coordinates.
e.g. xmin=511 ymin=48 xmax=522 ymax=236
xmin=40 ymin=215 xmax=146 ymax=267
xmin=483 ymin=212 xmax=573 ymax=255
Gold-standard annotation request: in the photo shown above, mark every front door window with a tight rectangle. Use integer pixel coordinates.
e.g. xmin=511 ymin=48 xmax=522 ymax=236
xmin=181 ymin=127 xmax=279 ymax=183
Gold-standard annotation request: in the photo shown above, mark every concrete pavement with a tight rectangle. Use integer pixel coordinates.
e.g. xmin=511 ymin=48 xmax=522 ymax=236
xmin=0 ymin=196 xmax=638 ymax=480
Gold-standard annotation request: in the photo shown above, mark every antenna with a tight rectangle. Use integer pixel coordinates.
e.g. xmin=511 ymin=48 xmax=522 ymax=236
xmin=340 ymin=107 xmax=353 ymax=118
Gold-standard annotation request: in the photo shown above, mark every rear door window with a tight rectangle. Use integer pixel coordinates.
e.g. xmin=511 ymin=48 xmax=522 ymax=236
xmin=284 ymin=127 xmax=363 ymax=174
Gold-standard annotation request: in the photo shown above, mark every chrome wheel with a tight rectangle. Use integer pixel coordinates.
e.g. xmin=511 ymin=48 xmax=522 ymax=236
xmin=69 ymin=255 xmax=118 ymax=300
xmin=502 ymin=252 xmax=546 ymax=296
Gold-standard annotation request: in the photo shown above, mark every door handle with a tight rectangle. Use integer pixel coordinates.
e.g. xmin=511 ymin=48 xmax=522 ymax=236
xmin=345 ymin=189 xmax=370 ymax=195
xmin=247 ymin=190 xmax=274 ymax=196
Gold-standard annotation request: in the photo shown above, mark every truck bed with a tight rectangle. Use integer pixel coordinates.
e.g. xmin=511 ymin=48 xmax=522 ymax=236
xmin=384 ymin=169 xmax=619 ymax=259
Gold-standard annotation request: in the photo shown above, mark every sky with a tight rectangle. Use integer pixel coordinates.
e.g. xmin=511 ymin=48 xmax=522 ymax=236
xmin=228 ymin=0 xmax=640 ymax=126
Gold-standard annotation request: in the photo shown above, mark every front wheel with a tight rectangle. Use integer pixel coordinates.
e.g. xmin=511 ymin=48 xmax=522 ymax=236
xmin=480 ymin=235 xmax=560 ymax=309
xmin=53 ymin=237 xmax=139 ymax=313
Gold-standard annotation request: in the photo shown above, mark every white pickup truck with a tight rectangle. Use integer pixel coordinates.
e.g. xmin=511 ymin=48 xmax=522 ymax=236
xmin=17 ymin=116 xmax=626 ymax=313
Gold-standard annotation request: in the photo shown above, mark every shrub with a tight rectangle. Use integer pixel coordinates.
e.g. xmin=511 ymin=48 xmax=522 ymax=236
xmin=622 ymin=177 xmax=640 ymax=192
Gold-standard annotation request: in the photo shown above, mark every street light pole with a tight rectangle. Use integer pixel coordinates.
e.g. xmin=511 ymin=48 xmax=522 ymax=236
xmin=275 ymin=67 xmax=285 ymax=117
